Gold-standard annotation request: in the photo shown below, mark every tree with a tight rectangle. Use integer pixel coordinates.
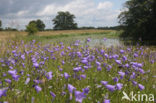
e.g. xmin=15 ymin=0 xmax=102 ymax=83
xmin=36 ymin=19 xmax=45 ymax=31
xmin=29 ymin=19 xmax=45 ymax=31
xmin=52 ymin=11 xmax=77 ymax=30
xmin=118 ymin=0 xmax=156 ymax=43
xmin=26 ymin=22 xmax=38 ymax=35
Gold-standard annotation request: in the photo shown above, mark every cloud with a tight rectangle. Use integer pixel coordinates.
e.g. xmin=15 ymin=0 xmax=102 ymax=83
xmin=0 ymin=0 xmax=71 ymax=18
xmin=36 ymin=0 xmax=95 ymax=17
xmin=0 ymin=0 xmax=121 ymax=29
xmin=17 ymin=10 xmax=29 ymax=16
xmin=97 ymin=1 xmax=113 ymax=9
xmin=37 ymin=0 xmax=120 ymax=27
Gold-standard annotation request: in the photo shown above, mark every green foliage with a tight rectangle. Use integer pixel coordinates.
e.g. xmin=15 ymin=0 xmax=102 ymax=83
xmin=26 ymin=22 xmax=38 ymax=35
xmin=52 ymin=11 xmax=77 ymax=30
xmin=79 ymin=26 xmax=95 ymax=29
xmin=36 ymin=19 xmax=45 ymax=31
xmin=4 ymin=27 xmax=17 ymax=31
xmin=29 ymin=19 xmax=45 ymax=31
xmin=118 ymin=0 xmax=156 ymax=44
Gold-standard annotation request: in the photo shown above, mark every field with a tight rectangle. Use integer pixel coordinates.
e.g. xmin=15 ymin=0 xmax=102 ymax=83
xmin=0 ymin=30 xmax=155 ymax=103
xmin=0 ymin=30 xmax=116 ymax=41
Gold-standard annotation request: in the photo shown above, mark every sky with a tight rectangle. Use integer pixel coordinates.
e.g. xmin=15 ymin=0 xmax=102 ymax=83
xmin=0 ymin=0 xmax=128 ymax=30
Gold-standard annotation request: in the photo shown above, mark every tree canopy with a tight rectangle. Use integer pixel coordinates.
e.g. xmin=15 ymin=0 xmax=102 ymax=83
xmin=29 ymin=19 xmax=45 ymax=31
xmin=118 ymin=0 xmax=156 ymax=43
xmin=26 ymin=22 xmax=38 ymax=35
xmin=52 ymin=11 xmax=77 ymax=30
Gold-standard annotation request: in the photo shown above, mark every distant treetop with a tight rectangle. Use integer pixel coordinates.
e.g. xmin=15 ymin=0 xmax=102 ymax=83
xmin=52 ymin=11 xmax=77 ymax=30
xmin=29 ymin=19 xmax=45 ymax=31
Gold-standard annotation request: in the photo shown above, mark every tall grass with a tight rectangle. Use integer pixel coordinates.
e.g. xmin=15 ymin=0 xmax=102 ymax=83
xmin=0 ymin=39 xmax=155 ymax=103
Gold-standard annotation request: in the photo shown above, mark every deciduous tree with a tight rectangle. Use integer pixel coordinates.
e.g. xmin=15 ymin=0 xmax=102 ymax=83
xmin=118 ymin=0 xmax=156 ymax=44
xmin=29 ymin=19 xmax=45 ymax=31
xmin=52 ymin=11 xmax=77 ymax=30
xmin=26 ymin=22 xmax=38 ymax=35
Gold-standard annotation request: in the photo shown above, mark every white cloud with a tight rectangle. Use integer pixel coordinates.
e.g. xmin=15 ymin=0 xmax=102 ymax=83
xmin=36 ymin=0 xmax=94 ymax=16
xmin=97 ymin=1 xmax=113 ymax=10
xmin=36 ymin=0 xmax=119 ymax=27
xmin=17 ymin=10 xmax=29 ymax=16
xmin=37 ymin=4 xmax=59 ymax=16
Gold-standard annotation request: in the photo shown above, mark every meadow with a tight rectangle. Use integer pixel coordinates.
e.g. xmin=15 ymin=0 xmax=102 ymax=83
xmin=0 ymin=30 xmax=155 ymax=103
xmin=0 ymin=30 xmax=116 ymax=41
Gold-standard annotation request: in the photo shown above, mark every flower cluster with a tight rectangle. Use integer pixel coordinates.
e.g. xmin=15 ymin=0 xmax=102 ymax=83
xmin=0 ymin=39 xmax=155 ymax=103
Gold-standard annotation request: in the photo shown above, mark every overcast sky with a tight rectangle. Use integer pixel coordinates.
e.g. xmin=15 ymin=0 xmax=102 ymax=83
xmin=0 ymin=0 xmax=127 ymax=30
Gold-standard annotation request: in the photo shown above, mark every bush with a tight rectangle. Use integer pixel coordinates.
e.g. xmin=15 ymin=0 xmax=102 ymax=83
xmin=26 ymin=22 xmax=38 ymax=35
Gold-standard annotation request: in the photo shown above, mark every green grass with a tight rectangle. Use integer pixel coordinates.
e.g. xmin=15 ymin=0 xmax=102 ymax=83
xmin=0 ymin=39 xmax=155 ymax=103
xmin=11 ymin=31 xmax=121 ymax=44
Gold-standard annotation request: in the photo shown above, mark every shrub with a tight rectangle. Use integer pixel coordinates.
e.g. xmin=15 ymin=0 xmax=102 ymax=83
xmin=26 ymin=22 xmax=38 ymax=35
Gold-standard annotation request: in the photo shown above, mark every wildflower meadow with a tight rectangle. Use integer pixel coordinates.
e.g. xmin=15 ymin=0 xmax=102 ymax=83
xmin=0 ymin=39 xmax=155 ymax=103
